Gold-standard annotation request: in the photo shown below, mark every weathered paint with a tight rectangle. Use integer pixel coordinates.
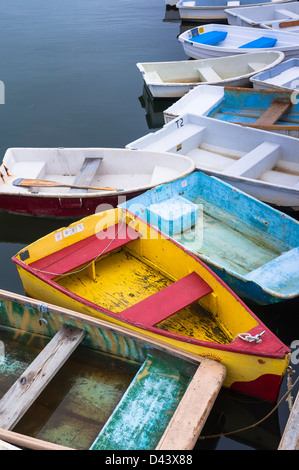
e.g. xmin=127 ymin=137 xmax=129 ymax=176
xmin=0 ymin=296 xmax=197 ymax=450
xmin=207 ymin=87 xmax=299 ymax=134
xmin=12 ymin=208 xmax=291 ymax=402
xmin=121 ymin=171 xmax=299 ymax=304
xmin=90 ymin=355 xmax=192 ymax=450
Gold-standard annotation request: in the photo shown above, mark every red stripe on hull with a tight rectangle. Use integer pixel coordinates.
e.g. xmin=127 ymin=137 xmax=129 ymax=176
xmin=0 ymin=191 xmax=145 ymax=218
xmin=231 ymin=373 xmax=284 ymax=403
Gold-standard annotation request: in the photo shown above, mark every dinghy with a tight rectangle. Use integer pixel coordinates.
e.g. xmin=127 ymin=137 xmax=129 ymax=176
xmin=0 ymin=289 xmax=225 ymax=450
xmin=178 ymin=23 xmax=299 ymax=60
xmin=12 ymin=208 xmax=290 ymax=402
xmin=136 ymin=51 xmax=284 ymax=99
xmin=126 ymin=112 xmax=299 ymax=211
xmin=163 ymin=85 xmax=299 ymax=138
xmin=0 ymin=147 xmax=194 ymax=217
xmin=177 ymin=0 xmax=291 ymax=21
xmin=250 ymin=58 xmax=299 ymax=94
xmin=120 ymin=172 xmax=299 ymax=305
xmin=226 ymin=1 xmax=299 ymax=31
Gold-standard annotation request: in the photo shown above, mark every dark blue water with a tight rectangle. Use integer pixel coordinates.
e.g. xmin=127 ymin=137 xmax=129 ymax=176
xmin=0 ymin=0 xmax=298 ymax=451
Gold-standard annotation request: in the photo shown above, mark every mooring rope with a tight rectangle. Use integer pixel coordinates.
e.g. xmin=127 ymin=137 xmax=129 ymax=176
xmin=197 ymin=367 xmax=299 ymax=441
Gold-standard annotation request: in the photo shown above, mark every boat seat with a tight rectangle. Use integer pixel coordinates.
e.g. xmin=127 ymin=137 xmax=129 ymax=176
xmin=198 ymin=66 xmax=221 ymax=82
xmin=191 ymin=31 xmax=227 ymax=45
xmin=120 ymin=271 xmax=213 ymax=327
xmin=70 ymin=157 xmax=102 ymax=193
xmin=11 ymin=161 xmax=46 ymax=180
xmin=239 ymin=37 xmax=277 ymax=49
xmin=254 ymin=100 xmax=291 ymax=125
xmin=222 ymin=141 xmax=281 ymax=178
xmin=29 ymin=223 xmax=141 ymax=280
xmin=276 ymin=9 xmax=299 ymax=19
xmin=145 ymin=70 xmax=163 ymax=84
xmin=144 ymin=124 xmax=205 ymax=153
xmin=248 ymin=62 xmax=263 ymax=72
xmin=227 ymin=1 xmax=240 ymax=5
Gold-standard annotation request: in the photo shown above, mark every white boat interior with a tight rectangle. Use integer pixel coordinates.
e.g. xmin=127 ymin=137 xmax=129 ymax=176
xmin=251 ymin=58 xmax=299 ymax=92
xmin=137 ymin=51 xmax=284 ymax=88
xmin=126 ymin=113 xmax=299 ymax=207
xmin=0 ymin=148 xmax=195 ymax=196
xmin=225 ymin=1 xmax=299 ymax=31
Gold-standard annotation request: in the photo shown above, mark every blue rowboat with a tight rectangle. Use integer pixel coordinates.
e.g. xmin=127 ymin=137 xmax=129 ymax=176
xmin=120 ymin=171 xmax=299 ymax=305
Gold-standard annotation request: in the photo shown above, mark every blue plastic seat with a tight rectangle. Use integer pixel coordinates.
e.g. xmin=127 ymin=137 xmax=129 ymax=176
xmin=191 ymin=31 xmax=227 ymax=45
xmin=239 ymin=37 xmax=277 ymax=49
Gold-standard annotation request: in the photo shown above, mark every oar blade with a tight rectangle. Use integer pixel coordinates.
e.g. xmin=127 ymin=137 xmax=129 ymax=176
xmin=13 ymin=178 xmax=59 ymax=188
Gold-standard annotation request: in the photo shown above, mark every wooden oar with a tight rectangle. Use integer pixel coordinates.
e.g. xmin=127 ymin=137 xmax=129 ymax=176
xmin=13 ymin=178 xmax=123 ymax=192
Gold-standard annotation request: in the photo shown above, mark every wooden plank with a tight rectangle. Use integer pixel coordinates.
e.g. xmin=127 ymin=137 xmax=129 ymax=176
xmin=278 ymin=390 xmax=299 ymax=450
xmin=0 ymin=325 xmax=85 ymax=430
xmin=121 ymin=271 xmax=213 ymax=326
xmin=29 ymin=223 xmax=141 ymax=280
xmin=156 ymin=359 xmax=227 ymax=450
xmin=279 ymin=19 xmax=299 ymax=28
xmin=255 ymin=100 xmax=291 ymax=126
xmin=70 ymin=157 xmax=102 ymax=193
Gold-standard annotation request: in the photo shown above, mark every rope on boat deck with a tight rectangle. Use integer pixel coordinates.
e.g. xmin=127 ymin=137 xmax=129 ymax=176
xmin=197 ymin=367 xmax=299 ymax=441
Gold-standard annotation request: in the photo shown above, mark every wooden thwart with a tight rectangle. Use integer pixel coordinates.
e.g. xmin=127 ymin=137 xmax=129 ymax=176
xmin=279 ymin=19 xmax=299 ymax=28
xmin=255 ymin=100 xmax=291 ymax=126
xmin=0 ymin=325 xmax=85 ymax=430
xmin=29 ymin=223 xmax=141 ymax=280
xmin=121 ymin=271 xmax=213 ymax=326
xmin=70 ymin=157 xmax=102 ymax=193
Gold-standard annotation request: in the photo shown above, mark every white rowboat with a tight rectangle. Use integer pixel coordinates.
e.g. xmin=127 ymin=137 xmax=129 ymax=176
xmin=177 ymin=0 xmax=292 ymax=21
xmin=250 ymin=58 xmax=299 ymax=93
xmin=178 ymin=23 xmax=299 ymax=60
xmin=0 ymin=148 xmax=195 ymax=217
xmin=226 ymin=2 xmax=299 ymax=32
xmin=126 ymin=113 xmax=299 ymax=211
xmin=136 ymin=52 xmax=284 ymax=99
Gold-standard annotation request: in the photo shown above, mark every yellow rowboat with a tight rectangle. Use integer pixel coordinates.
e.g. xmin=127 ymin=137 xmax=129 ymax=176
xmin=12 ymin=208 xmax=290 ymax=402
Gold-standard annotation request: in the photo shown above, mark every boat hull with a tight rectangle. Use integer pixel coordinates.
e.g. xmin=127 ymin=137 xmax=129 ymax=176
xmin=177 ymin=0 xmax=291 ymax=21
xmin=12 ymin=209 xmax=291 ymax=402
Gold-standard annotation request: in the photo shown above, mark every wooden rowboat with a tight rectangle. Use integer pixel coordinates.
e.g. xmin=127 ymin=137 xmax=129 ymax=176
xmin=12 ymin=208 xmax=290 ymax=402
xmin=226 ymin=1 xmax=299 ymax=32
xmin=136 ymin=52 xmax=284 ymax=99
xmin=178 ymin=23 xmax=299 ymax=60
xmin=176 ymin=0 xmax=291 ymax=22
xmin=164 ymin=85 xmax=299 ymax=138
xmin=120 ymin=171 xmax=299 ymax=305
xmin=0 ymin=289 xmax=226 ymax=450
xmin=0 ymin=147 xmax=194 ymax=217
xmin=127 ymin=112 xmax=299 ymax=211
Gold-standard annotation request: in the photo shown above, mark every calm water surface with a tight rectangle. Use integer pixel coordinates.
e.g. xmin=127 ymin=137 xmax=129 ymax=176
xmin=0 ymin=0 xmax=298 ymax=451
